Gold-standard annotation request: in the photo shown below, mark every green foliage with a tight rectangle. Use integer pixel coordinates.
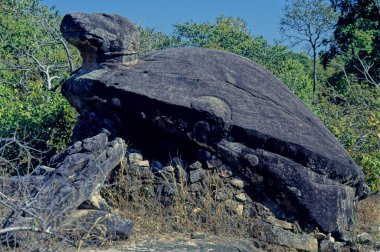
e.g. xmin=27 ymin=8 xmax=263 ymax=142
xmin=325 ymin=0 xmax=380 ymax=86
xmin=316 ymin=79 xmax=380 ymax=191
xmin=0 ymin=0 xmax=79 ymax=170
xmin=138 ymin=26 xmax=175 ymax=56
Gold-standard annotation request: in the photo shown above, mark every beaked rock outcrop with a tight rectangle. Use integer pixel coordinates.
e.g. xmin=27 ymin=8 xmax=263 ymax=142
xmin=60 ymin=12 xmax=369 ymax=236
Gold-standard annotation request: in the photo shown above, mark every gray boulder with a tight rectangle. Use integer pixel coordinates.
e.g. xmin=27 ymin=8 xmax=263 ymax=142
xmin=1 ymin=133 xmax=132 ymax=244
xmin=61 ymin=12 xmax=139 ymax=70
xmin=60 ymin=13 xmax=368 ymax=234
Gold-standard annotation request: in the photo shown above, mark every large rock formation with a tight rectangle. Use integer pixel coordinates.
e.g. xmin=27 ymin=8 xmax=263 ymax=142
xmin=60 ymin=13 xmax=368 ymax=235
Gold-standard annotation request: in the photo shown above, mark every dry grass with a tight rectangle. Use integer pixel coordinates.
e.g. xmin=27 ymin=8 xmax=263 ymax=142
xmin=354 ymin=191 xmax=380 ymax=245
xmin=101 ymin=160 xmax=253 ymax=239
xmin=356 ymin=192 xmax=380 ymax=229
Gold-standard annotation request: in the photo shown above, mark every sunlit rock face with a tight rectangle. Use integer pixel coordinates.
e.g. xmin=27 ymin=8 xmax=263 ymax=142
xmin=61 ymin=12 xmax=368 ymax=235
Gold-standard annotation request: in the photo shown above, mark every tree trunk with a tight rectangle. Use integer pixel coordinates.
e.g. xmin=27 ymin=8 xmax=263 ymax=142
xmin=313 ymin=48 xmax=317 ymax=97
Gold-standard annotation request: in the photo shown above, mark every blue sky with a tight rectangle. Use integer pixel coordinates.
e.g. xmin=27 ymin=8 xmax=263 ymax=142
xmin=41 ymin=0 xmax=285 ymax=44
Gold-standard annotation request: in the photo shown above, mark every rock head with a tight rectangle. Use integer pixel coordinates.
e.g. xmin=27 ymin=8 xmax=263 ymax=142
xmin=60 ymin=13 xmax=369 ymax=235
xmin=61 ymin=13 xmax=139 ymax=69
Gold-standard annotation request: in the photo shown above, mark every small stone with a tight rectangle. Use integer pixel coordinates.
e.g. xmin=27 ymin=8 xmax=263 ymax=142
xmin=164 ymin=166 xmax=175 ymax=172
xmin=234 ymin=193 xmax=246 ymax=202
xmin=218 ymin=164 xmax=233 ymax=178
xmin=189 ymin=183 xmax=203 ymax=192
xmin=246 ymin=154 xmax=259 ymax=167
xmin=207 ymin=158 xmax=224 ymax=169
xmin=151 ymin=160 xmax=164 ymax=173
xmin=33 ymin=165 xmax=55 ymax=176
xmin=128 ymin=153 xmax=143 ymax=164
xmin=230 ymin=178 xmax=244 ymax=189
xmin=236 ymin=204 xmax=244 ymax=216
xmin=314 ymin=232 xmax=327 ymax=240
xmin=137 ymin=167 xmax=154 ymax=180
xmin=267 ymin=216 xmax=293 ymax=230
xmin=215 ymin=191 xmax=228 ymax=201
xmin=193 ymin=207 xmax=202 ymax=214
xmin=163 ymin=183 xmax=178 ymax=196
xmin=319 ymin=240 xmax=335 ymax=252
xmin=191 ymin=232 xmax=206 ymax=239
xmin=136 ymin=160 xmax=149 ymax=167
xmin=206 ymin=161 xmax=214 ymax=169
xmin=189 ymin=161 xmax=203 ymax=170
xmin=78 ymin=193 xmax=110 ymax=211
xmin=190 ymin=169 xmax=206 ymax=183
xmin=357 ymin=232 xmax=372 ymax=245
xmin=225 ymin=200 xmax=243 ymax=215
xmin=111 ymin=97 xmax=121 ymax=107
xmin=327 ymin=233 xmax=335 ymax=243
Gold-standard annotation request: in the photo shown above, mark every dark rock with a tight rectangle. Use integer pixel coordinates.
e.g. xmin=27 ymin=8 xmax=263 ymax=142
xmin=230 ymin=178 xmax=245 ymax=189
xmin=61 ymin=13 xmax=139 ymax=70
xmin=151 ymin=160 xmax=164 ymax=173
xmin=128 ymin=152 xmax=143 ymax=164
xmin=319 ymin=240 xmax=340 ymax=252
xmin=65 ymin=210 xmax=133 ymax=240
xmin=250 ymin=221 xmax=318 ymax=251
xmin=32 ymin=165 xmax=55 ymax=176
xmin=2 ymin=133 xmax=127 ymax=232
xmin=71 ymin=113 xmax=117 ymax=142
xmin=189 ymin=182 xmax=203 ymax=193
xmin=163 ymin=165 xmax=175 ymax=173
xmin=134 ymin=166 xmax=154 ymax=180
xmin=215 ymin=190 xmax=229 ymax=201
xmin=77 ymin=193 xmax=112 ymax=211
xmin=234 ymin=192 xmax=247 ymax=202
xmin=189 ymin=169 xmax=206 ymax=183
xmin=189 ymin=161 xmax=203 ymax=170
xmin=207 ymin=157 xmax=224 ymax=169
xmin=171 ymin=158 xmax=187 ymax=183
xmin=0 ymin=175 xmax=45 ymax=197
xmin=217 ymin=164 xmax=233 ymax=178
xmin=218 ymin=140 xmax=360 ymax=234
xmin=60 ymin=13 xmax=367 ymax=234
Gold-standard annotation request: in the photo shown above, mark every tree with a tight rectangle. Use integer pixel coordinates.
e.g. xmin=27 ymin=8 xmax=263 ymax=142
xmin=138 ymin=27 xmax=174 ymax=56
xmin=0 ymin=0 xmax=79 ymax=166
xmin=324 ymin=0 xmax=380 ymax=87
xmin=280 ymin=0 xmax=338 ymax=95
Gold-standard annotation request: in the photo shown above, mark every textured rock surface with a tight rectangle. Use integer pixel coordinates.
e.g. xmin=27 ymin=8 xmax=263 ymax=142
xmin=60 ymin=13 xmax=368 ymax=234
xmin=1 ymin=133 xmax=132 ymax=243
xmin=61 ymin=13 xmax=139 ymax=69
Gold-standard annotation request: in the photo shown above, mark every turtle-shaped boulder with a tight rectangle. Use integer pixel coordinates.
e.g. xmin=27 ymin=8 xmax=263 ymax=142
xmin=61 ymin=13 xmax=368 ymax=235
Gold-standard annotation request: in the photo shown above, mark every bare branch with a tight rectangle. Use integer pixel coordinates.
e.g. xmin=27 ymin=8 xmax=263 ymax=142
xmin=355 ymin=55 xmax=380 ymax=88
xmin=43 ymin=20 xmax=75 ymax=72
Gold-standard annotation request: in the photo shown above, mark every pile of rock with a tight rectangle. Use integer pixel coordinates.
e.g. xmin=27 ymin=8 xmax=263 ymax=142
xmin=117 ymin=149 xmax=250 ymax=211
xmin=111 ymin=149 xmax=321 ymax=251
